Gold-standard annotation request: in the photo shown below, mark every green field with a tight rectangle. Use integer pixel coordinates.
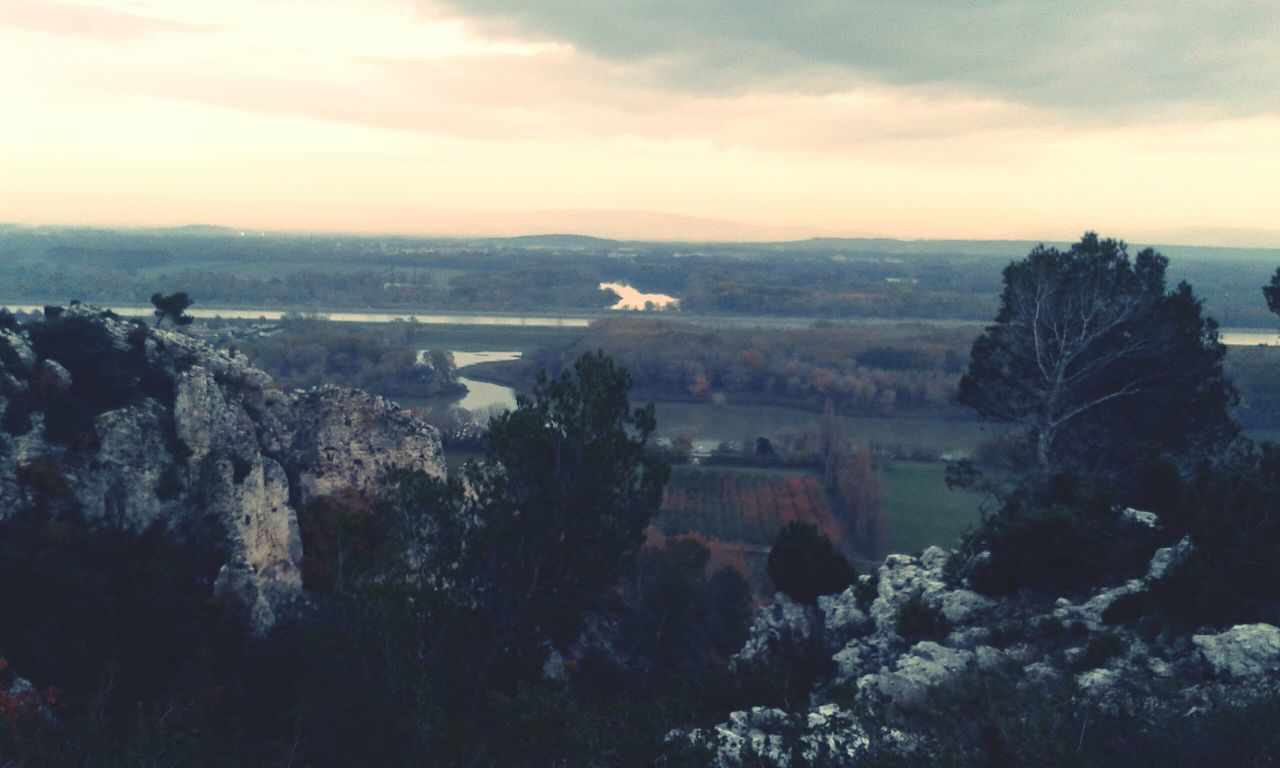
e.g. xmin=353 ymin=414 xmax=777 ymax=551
xmin=879 ymin=461 xmax=987 ymax=556
xmin=653 ymin=459 xmax=987 ymax=562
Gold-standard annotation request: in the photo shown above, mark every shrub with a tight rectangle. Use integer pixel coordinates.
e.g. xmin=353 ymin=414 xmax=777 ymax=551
xmin=766 ymin=522 xmax=856 ymax=604
xmin=1074 ymin=632 xmax=1127 ymax=671
xmin=963 ymin=472 xmax=1160 ymax=596
xmin=895 ymin=591 xmax=949 ymax=643
xmin=154 ymin=464 xmax=185 ymax=501
xmin=2 ymin=397 xmax=33 ymax=436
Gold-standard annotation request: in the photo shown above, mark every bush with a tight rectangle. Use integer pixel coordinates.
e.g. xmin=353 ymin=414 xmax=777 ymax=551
xmin=2 ymin=396 xmax=33 ymax=436
xmin=895 ymin=591 xmax=950 ymax=643
xmin=962 ymin=472 xmax=1160 ymax=596
xmin=1074 ymin=632 xmax=1127 ymax=671
xmin=766 ymin=522 xmax=856 ymax=604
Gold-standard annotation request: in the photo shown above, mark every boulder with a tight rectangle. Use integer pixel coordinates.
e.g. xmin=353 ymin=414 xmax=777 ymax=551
xmin=1145 ymin=536 xmax=1194 ymax=582
xmin=817 ymin=587 xmax=871 ymax=647
xmin=733 ymin=593 xmax=815 ymax=668
xmin=937 ymin=588 xmax=997 ymax=625
xmin=1193 ymin=624 xmax=1280 ymax=679
xmin=1121 ymin=507 xmax=1161 ymax=528
xmin=869 ymin=553 xmax=947 ymax=635
xmin=0 ymin=328 xmax=35 ymax=370
xmin=858 ymin=641 xmax=975 ymax=704
xmin=1052 ymin=580 xmax=1144 ymax=631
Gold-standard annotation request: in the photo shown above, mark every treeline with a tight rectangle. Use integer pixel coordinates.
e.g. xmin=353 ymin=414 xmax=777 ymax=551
xmin=5 ymin=227 xmax=1279 ymax=325
xmin=229 ymin=318 xmax=461 ymax=398
xmin=524 ymin=317 xmax=974 ymax=416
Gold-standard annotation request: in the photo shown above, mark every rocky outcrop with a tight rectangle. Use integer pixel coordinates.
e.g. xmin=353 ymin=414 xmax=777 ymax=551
xmin=677 ymin=704 xmax=893 ymax=768
xmin=732 ymin=594 xmax=817 ymax=669
xmin=700 ymin=533 xmax=1280 ymax=766
xmin=0 ymin=305 xmax=445 ymax=631
xmin=1193 ymin=624 xmax=1280 ymax=679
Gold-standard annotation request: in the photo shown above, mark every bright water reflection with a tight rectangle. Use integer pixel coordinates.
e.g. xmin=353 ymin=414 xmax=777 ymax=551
xmin=1220 ymin=329 xmax=1280 ymax=346
xmin=1 ymin=305 xmax=589 ymax=328
xmin=446 ymin=351 xmax=521 ymax=413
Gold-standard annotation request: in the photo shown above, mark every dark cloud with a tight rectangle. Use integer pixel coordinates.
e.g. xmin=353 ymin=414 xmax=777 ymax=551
xmin=429 ymin=0 xmax=1280 ymax=116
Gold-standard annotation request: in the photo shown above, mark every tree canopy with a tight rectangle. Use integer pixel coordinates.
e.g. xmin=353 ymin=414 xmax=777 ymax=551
xmin=1265 ymin=267 xmax=1280 ymax=319
xmin=766 ymin=521 xmax=856 ymax=604
xmin=150 ymin=291 xmax=194 ymax=327
xmin=392 ymin=351 xmax=670 ymax=681
xmin=958 ymin=233 xmax=1235 ymax=471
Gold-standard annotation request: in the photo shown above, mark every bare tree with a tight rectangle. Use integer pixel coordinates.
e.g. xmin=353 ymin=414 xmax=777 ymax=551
xmin=960 ymin=233 xmax=1233 ymax=470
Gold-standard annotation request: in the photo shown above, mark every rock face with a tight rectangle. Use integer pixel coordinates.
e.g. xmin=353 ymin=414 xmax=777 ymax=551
xmin=678 ymin=704 xmax=887 ymax=768
xmin=0 ymin=305 xmax=446 ymax=631
xmin=704 ymin=534 xmax=1280 ymax=766
xmin=732 ymin=594 xmax=817 ymax=669
xmin=1193 ymin=624 xmax=1280 ymax=679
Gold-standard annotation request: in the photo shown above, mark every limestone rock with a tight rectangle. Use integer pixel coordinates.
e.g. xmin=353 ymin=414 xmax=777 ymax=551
xmin=1145 ymin=536 xmax=1194 ymax=582
xmin=679 ymin=704 xmax=883 ymax=767
xmin=286 ymin=386 xmax=445 ymax=502
xmin=1193 ymin=624 xmax=1280 ymax=679
xmin=858 ymin=641 xmax=975 ymax=704
xmin=1052 ymin=580 xmax=1144 ymax=631
xmin=36 ymin=359 xmax=72 ymax=392
xmin=732 ymin=593 xmax=815 ymax=668
xmin=1076 ymin=667 xmax=1122 ymax=696
xmin=1121 ymin=507 xmax=1161 ymax=528
xmin=0 ymin=305 xmax=446 ymax=633
xmin=0 ymin=328 xmax=35 ymax=369
xmin=938 ymin=588 xmax=997 ymax=625
xmin=817 ymin=587 xmax=871 ymax=647
xmin=869 ymin=553 xmax=947 ymax=635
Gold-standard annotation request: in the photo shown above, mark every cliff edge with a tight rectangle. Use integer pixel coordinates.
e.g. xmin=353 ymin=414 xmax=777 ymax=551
xmin=0 ymin=303 xmax=445 ymax=630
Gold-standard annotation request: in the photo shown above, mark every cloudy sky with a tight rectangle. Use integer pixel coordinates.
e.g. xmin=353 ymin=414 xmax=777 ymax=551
xmin=2 ymin=0 xmax=1278 ymax=242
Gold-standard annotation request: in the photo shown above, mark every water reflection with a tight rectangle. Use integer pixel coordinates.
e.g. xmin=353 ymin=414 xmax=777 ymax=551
xmin=446 ymin=351 xmax=520 ymax=413
xmin=1 ymin=305 xmax=589 ymax=328
xmin=1220 ymin=329 xmax=1280 ymax=346
xmin=598 ymin=282 xmax=679 ymax=310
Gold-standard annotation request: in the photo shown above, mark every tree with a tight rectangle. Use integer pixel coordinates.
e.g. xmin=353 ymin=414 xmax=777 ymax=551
xmin=150 ymin=292 xmax=194 ymax=327
xmin=959 ymin=233 xmax=1234 ymax=471
xmin=391 ymin=351 xmax=670 ymax=689
xmin=1265 ymin=267 xmax=1280 ymax=318
xmin=766 ymin=522 xmax=855 ymax=604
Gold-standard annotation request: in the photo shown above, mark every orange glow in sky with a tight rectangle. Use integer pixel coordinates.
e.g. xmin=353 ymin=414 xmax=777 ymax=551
xmin=2 ymin=0 xmax=1278 ymax=244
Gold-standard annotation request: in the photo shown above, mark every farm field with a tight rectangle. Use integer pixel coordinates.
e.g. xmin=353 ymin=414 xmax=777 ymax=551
xmin=657 ymin=466 xmax=840 ymax=547
xmin=655 ymin=459 xmax=986 ymax=566
xmin=652 ymin=401 xmax=1006 ymax=459
xmin=880 ymin=461 xmax=987 ymax=557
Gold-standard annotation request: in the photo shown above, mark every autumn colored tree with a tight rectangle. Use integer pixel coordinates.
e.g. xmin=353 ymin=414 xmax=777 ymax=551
xmin=835 ymin=443 xmax=885 ymax=559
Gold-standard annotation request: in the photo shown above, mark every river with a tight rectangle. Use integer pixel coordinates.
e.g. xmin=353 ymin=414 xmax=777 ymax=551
xmin=6 ymin=303 xmax=1278 ymax=346
xmin=449 ymin=351 xmax=521 ymax=412
xmin=1 ymin=304 xmax=590 ymax=328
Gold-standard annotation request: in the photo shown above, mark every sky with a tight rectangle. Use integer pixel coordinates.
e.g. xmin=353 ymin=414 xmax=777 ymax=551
xmin=1 ymin=0 xmax=1279 ymax=243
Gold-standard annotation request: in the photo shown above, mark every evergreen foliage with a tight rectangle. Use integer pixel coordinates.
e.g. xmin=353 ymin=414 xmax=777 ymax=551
xmin=149 ymin=291 xmax=194 ymax=327
xmin=959 ymin=232 xmax=1235 ymax=472
xmin=766 ymin=521 xmax=856 ymax=604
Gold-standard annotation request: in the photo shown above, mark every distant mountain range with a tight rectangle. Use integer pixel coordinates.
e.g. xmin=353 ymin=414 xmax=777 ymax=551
xmin=5 ymin=214 xmax=1279 ymax=253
